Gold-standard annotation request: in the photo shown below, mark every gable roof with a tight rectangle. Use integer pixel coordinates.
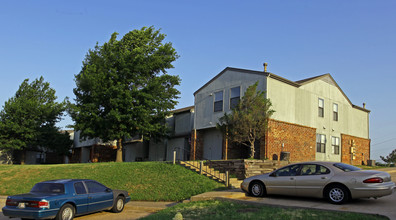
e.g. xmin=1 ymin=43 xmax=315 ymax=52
xmin=296 ymin=73 xmax=370 ymax=113
xmin=193 ymin=67 xmax=300 ymax=96
xmin=194 ymin=67 xmax=370 ymax=113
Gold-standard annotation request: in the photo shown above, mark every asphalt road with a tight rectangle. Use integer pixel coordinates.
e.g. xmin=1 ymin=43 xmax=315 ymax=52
xmin=236 ymin=167 xmax=396 ymax=220
xmin=0 ymin=201 xmax=175 ymax=220
xmin=1 ymin=167 xmax=395 ymax=220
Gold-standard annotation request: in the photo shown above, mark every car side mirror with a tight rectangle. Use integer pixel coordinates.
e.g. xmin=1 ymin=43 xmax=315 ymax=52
xmin=105 ymin=188 xmax=112 ymax=193
xmin=269 ymin=172 xmax=277 ymax=177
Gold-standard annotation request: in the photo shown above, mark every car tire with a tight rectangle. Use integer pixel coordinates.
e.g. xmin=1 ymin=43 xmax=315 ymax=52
xmin=55 ymin=203 xmax=75 ymax=220
xmin=249 ymin=181 xmax=266 ymax=197
xmin=111 ymin=196 xmax=125 ymax=213
xmin=325 ymin=184 xmax=349 ymax=205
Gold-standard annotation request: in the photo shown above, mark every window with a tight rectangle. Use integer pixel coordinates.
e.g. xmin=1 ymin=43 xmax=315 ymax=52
xmin=230 ymin=86 xmax=240 ymax=109
xmin=300 ymin=164 xmax=330 ymax=175
xmin=333 ymin=103 xmax=338 ymax=121
xmin=316 ymin=134 xmax=326 ymax=153
xmin=332 ymin=136 xmax=340 ymax=155
xmin=273 ymin=164 xmax=301 ymax=176
xmin=214 ymin=91 xmax=223 ymax=112
xmin=333 ymin=163 xmax=361 ymax=172
xmin=318 ymin=98 xmax=324 ymax=117
xmin=74 ymin=182 xmax=87 ymax=194
xmin=30 ymin=183 xmax=65 ymax=194
xmin=85 ymin=181 xmax=107 ymax=193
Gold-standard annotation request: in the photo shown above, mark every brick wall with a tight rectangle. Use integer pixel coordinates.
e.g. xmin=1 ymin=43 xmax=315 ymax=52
xmin=341 ymin=134 xmax=370 ymax=165
xmin=266 ymin=119 xmax=316 ymax=162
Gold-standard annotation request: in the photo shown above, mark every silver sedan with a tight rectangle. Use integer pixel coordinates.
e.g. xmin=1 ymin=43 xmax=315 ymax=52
xmin=241 ymin=161 xmax=395 ymax=204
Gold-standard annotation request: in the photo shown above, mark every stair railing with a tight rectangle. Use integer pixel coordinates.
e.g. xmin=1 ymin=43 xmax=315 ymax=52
xmin=180 ymin=159 xmax=229 ymax=187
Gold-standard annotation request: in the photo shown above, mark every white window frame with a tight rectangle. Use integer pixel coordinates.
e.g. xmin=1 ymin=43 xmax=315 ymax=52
xmin=214 ymin=91 xmax=224 ymax=112
xmin=333 ymin=103 xmax=338 ymax=121
xmin=229 ymin=86 xmax=240 ymax=109
xmin=318 ymin=98 xmax=324 ymax=117
xmin=331 ymin=136 xmax=340 ymax=155
xmin=316 ymin=134 xmax=326 ymax=153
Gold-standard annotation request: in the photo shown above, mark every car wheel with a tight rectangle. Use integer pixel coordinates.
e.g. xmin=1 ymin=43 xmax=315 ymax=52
xmin=326 ymin=184 xmax=349 ymax=204
xmin=111 ymin=196 xmax=125 ymax=213
xmin=55 ymin=203 xmax=75 ymax=220
xmin=249 ymin=181 xmax=266 ymax=197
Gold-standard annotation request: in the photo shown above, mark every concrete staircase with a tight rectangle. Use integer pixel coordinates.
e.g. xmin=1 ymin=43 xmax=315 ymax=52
xmin=179 ymin=161 xmax=242 ymax=188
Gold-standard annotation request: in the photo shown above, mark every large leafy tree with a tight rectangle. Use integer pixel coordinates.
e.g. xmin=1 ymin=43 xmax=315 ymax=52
xmin=217 ymin=82 xmax=275 ymax=159
xmin=0 ymin=77 xmax=69 ymax=164
xmin=380 ymin=149 xmax=396 ymax=166
xmin=71 ymin=26 xmax=180 ymax=162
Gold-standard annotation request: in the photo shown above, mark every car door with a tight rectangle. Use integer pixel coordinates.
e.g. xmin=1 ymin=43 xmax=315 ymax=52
xmin=294 ymin=164 xmax=332 ymax=197
xmin=265 ymin=164 xmax=301 ymax=196
xmin=84 ymin=181 xmax=114 ymax=212
xmin=73 ymin=182 xmax=89 ymax=214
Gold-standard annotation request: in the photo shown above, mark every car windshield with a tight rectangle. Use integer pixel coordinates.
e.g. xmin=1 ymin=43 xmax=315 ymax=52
xmin=333 ymin=163 xmax=361 ymax=172
xmin=30 ymin=183 xmax=65 ymax=194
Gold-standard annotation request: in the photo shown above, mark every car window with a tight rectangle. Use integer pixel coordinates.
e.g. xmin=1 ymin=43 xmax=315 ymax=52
xmin=274 ymin=164 xmax=301 ymax=176
xmin=85 ymin=181 xmax=107 ymax=193
xmin=31 ymin=183 xmax=65 ymax=194
xmin=333 ymin=163 xmax=361 ymax=172
xmin=301 ymin=164 xmax=330 ymax=175
xmin=74 ymin=182 xmax=87 ymax=195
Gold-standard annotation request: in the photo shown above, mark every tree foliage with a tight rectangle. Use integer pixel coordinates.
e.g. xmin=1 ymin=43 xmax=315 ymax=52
xmin=217 ymin=82 xmax=275 ymax=159
xmin=0 ymin=77 xmax=70 ymax=163
xmin=380 ymin=149 xmax=396 ymax=165
xmin=71 ymin=26 xmax=180 ymax=162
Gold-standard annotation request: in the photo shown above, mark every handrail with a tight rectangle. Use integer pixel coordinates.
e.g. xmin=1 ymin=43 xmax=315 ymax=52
xmin=180 ymin=160 xmax=229 ymax=187
xmin=172 ymin=147 xmax=231 ymax=186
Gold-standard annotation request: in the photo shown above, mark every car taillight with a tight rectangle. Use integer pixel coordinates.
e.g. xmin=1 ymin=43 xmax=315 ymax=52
xmin=26 ymin=200 xmax=50 ymax=209
xmin=363 ymin=177 xmax=383 ymax=183
xmin=6 ymin=199 xmax=18 ymax=206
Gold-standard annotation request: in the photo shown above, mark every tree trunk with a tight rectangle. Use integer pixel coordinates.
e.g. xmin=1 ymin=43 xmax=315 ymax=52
xmin=116 ymin=139 xmax=123 ymax=162
xmin=20 ymin=149 xmax=26 ymax=165
xmin=249 ymin=143 xmax=255 ymax=159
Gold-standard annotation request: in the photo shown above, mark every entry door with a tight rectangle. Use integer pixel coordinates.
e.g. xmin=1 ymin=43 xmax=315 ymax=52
xmin=84 ymin=181 xmax=114 ymax=212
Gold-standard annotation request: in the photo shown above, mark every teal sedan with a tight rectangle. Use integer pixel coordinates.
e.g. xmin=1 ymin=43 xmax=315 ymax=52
xmin=2 ymin=179 xmax=131 ymax=220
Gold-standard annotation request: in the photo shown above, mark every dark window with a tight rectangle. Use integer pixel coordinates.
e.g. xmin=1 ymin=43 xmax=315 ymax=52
xmin=214 ymin=91 xmax=223 ymax=112
xmin=301 ymin=164 xmax=330 ymax=175
xmin=333 ymin=163 xmax=361 ymax=172
xmin=332 ymin=137 xmax=340 ymax=155
xmin=74 ymin=182 xmax=87 ymax=195
xmin=230 ymin=86 xmax=240 ymax=109
xmin=30 ymin=183 xmax=65 ymax=194
xmin=333 ymin=103 xmax=338 ymax=121
xmin=316 ymin=134 xmax=326 ymax=153
xmin=274 ymin=164 xmax=301 ymax=176
xmin=318 ymin=98 xmax=324 ymax=117
xmin=85 ymin=181 xmax=107 ymax=193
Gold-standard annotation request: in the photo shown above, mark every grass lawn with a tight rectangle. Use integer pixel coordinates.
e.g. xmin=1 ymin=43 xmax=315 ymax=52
xmin=141 ymin=200 xmax=388 ymax=220
xmin=0 ymin=162 xmax=224 ymax=201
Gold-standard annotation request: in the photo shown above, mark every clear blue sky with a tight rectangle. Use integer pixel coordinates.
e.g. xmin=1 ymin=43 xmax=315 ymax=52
xmin=0 ymin=0 xmax=395 ymax=162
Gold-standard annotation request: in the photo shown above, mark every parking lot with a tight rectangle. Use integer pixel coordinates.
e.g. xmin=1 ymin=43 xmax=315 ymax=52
xmin=1 ymin=167 xmax=395 ymax=220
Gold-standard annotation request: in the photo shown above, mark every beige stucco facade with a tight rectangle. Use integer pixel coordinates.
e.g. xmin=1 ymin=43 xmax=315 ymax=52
xmin=267 ymin=75 xmax=369 ymax=162
xmin=192 ymin=67 xmax=370 ymax=163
